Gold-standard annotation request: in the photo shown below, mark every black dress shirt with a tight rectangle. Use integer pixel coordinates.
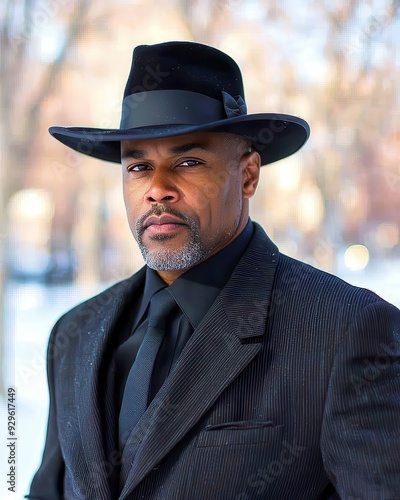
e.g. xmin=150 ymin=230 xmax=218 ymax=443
xmin=116 ymin=220 xmax=254 ymax=408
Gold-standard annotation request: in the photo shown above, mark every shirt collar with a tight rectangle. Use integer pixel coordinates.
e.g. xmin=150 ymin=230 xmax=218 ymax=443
xmin=135 ymin=266 xmax=167 ymax=327
xmin=139 ymin=219 xmax=254 ymax=329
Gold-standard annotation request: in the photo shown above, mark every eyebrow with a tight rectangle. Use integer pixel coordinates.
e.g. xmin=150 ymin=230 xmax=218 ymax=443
xmin=121 ymin=142 xmax=208 ymax=161
xmin=170 ymin=142 xmax=208 ymax=154
xmin=121 ymin=148 xmax=147 ymax=161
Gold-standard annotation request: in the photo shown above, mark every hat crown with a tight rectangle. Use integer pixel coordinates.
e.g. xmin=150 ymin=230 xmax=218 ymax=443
xmin=123 ymin=41 xmax=245 ymax=101
xmin=49 ymin=41 xmax=310 ymax=166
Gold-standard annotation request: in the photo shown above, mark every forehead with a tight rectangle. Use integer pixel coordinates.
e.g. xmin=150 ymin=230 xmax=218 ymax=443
xmin=120 ymin=131 xmax=242 ymax=158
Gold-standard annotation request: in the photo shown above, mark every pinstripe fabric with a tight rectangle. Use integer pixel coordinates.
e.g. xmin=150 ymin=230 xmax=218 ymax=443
xmin=27 ymin=224 xmax=400 ymax=500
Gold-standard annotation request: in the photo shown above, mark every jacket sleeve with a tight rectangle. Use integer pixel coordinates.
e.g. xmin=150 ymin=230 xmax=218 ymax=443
xmin=320 ymin=299 xmax=400 ymax=498
xmin=26 ymin=322 xmax=65 ymax=499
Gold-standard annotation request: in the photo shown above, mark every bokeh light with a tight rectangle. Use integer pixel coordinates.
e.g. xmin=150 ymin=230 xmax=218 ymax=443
xmin=344 ymin=244 xmax=370 ymax=271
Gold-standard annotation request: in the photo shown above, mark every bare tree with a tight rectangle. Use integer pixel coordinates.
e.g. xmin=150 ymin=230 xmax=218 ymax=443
xmin=0 ymin=0 xmax=91 ymax=395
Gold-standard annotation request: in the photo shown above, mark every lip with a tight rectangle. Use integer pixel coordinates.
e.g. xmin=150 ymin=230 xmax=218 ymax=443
xmin=143 ymin=214 xmax=187 ymax=234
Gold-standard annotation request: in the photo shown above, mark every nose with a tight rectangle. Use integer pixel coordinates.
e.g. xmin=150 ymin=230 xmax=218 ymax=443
xmin=145 ymin=168 xmax=180 ymax=204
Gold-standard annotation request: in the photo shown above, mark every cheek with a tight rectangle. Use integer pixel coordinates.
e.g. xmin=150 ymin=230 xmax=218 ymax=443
xmin=199 ymin=170 xmax=241 ymax=206
xmin=201 ymin=184 xmax=241 ymax=228
xmin=219 ymin=180 xmax=244 ymax=226
xmin=219 ymin=175 xmax=242 ymax=210
xmin=123 ymin=176 xmax=145 ymax=207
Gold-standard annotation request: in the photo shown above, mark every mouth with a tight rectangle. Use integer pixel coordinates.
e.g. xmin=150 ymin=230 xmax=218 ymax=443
xmin=143 ymin=214 xmax=187 ymax=235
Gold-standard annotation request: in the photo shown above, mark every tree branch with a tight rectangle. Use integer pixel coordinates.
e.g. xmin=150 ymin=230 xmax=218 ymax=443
xmin=27 ymin=0 xmax=92 ymax=144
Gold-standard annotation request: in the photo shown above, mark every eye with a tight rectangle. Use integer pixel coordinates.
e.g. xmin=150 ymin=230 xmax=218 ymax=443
xmin=127 ymin=163 xmax=151 ymax=172
xmin=178 ymin=159 xmax=203 ymax=167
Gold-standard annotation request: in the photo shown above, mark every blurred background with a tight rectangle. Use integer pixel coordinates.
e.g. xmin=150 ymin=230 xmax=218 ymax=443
xmin=0 ymin=0 xmax=399 ymax=497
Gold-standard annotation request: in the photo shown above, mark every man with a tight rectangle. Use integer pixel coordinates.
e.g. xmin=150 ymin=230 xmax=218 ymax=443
xmin=28 ymin=41 xmax=400 ymax=499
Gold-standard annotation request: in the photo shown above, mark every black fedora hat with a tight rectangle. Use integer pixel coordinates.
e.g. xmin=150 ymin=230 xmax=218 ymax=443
xmin=49 ymin=41 xmax=310 ymax=166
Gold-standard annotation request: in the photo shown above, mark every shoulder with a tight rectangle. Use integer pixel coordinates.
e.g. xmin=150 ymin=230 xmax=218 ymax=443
xmin=273 ymin=253 xmax=400 ymax=336
xmin=250 ymin=222 xmax=385 ymax=308
xmin=277 ymin=253 xmax=381 ymax=306
xmin=53 ymin=266 xmax=146 ymax=330
xmin=247 ymin=222 xmax=395 ymax=325
xmin=44 ymin=268 xmax=146 ymax=362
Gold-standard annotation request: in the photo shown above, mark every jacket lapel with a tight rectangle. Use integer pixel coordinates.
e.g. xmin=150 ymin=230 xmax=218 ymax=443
xmin=74 ymin=268 xmax=146 ymax=498
xmin=119 ymin=224 xmax=279 ymax=498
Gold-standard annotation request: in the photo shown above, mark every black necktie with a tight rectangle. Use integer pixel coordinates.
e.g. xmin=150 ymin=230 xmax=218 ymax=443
xmin=118 ymin=288 xmax=176 ymax=450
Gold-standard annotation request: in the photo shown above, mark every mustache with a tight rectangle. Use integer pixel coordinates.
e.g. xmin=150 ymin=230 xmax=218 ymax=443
xmin=135 ymin=204 xmax=194 ymax=236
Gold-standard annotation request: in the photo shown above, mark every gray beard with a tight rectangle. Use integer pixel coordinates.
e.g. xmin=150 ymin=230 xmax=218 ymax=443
xmin=134 ymin=205 xmax=211 ymax=271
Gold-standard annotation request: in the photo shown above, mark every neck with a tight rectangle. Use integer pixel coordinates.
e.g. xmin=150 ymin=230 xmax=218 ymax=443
xmin=156 ymin=215 xmax=249 ymax=285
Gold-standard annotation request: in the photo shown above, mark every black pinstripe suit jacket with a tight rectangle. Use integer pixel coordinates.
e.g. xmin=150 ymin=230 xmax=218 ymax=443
xmin=28 ymin=223 xmax=400 ymax=499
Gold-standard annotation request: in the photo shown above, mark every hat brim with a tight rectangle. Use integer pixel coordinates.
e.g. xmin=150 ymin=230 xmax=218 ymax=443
xmin=49 ymin=113 xmax=310 ymax=166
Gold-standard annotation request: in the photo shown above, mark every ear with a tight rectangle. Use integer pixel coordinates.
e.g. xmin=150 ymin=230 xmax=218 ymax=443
xmin=241 ymin=150 xmax=261 ymax=199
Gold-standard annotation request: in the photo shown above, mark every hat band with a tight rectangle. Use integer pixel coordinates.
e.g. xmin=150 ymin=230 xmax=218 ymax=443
xmin=120 ymin=90 xmax=229 ymax=129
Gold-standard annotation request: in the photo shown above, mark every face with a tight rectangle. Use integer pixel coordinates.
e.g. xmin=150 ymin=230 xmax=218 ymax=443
xmin=121 ymin=131 xmax=260 ymax=283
